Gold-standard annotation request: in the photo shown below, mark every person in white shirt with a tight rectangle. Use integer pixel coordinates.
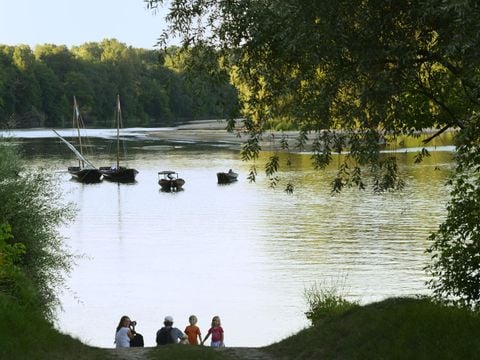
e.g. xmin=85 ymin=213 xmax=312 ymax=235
xmin=115 ymin=315 xmax=135 ymax=348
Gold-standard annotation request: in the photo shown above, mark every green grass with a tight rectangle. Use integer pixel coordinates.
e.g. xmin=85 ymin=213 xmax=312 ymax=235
xmin=0 ymin=294 xmax=113 ymax=360
xmin=266 ymin=297 xmax=480 ymax=359
xmin=5 ymin=295 xmax=480 ymax=359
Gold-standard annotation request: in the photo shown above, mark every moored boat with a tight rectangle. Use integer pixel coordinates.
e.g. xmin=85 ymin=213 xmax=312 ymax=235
xmin=68 ymin=166 xmax=102 ymax=183
xmin=54 ymin=97 xmax=102 ymax=184
xmin=100 ymin=95 xmax=138 ymax=183
xmin=158 ymin=171 xmax=185 ymax=191
xmin=217 ymin=169 xmax=238 ymax=184
xmin=99 ymin=166 xmax=138 ymax=183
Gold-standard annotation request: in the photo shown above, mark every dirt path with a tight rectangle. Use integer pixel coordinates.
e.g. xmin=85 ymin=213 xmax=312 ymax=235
xmin=106 ymin=346 xmax=276 ymax=360
xmin=107 ymin=347 xmax=151 ymax=360
xmin=220 ymin=347 xmax=276 ymax=360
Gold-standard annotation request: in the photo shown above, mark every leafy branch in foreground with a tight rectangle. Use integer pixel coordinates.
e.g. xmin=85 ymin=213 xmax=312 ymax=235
xmin=426 ymin=120 xmax=480 ymax=308
xmin=148 ymin=0 xmax=480 ymax=305
xmin=147 ymin=0 xmax=471 ymax=191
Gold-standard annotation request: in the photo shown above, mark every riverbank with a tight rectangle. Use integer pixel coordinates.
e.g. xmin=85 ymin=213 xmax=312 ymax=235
xmin=4 ymin=296 xmax=480 ymax=359
xmin=144 ymin=119 xmax=456 ymax=153
xmin=145 ymin=119 xmax=300 ymax=150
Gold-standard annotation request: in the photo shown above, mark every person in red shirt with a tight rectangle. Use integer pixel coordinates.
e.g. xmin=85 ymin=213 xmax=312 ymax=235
xmin=201 ymin=315 xmax=224 ymax=347
xmin=184 ymin=315 xmax=202 ymax=345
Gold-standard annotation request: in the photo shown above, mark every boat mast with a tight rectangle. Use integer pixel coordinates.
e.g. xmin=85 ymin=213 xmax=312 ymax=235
xmin=73 ymin=96 xmax=84 ymax=168
xmin=116 ymin=94 xmax=121 ymax=169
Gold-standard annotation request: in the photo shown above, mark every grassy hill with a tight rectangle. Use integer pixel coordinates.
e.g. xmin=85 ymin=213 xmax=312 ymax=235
xmin=266 ymin=297 xmax=480 ymax=359
xmin=3 ymin=296 xmax=480 ymax=359
xmin=0 ymin=295 xmax=113 ymax=360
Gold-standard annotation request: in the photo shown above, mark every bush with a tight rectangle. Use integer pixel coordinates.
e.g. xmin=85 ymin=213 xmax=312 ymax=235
xmin=0 ymin=140 xmax=75 ymax=319
xmin=426 ymin=127 xmax=480 ymax=308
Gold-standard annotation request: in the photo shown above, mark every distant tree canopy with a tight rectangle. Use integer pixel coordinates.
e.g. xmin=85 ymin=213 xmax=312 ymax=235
xmin=146 ymin=1 xmax=480 ymax=308
xmin=0 ymin=39 xmax=238 ymax=128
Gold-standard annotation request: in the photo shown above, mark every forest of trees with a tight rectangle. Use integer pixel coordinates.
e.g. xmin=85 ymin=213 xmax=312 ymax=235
xmin=0 ymin=39 xmax=238 ymax=129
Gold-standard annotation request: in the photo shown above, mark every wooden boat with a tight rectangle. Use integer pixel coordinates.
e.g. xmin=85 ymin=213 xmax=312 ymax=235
xmin=68 ymin=165 xmax=102 ymax=183
xmin=100 ymin=95 xmax=138 ymax=183
xmin=217 ymin=169 xmax=238 ymax=184
xmin=158 ymin=171 xmax=185 ymax=191
xmin=54 ymin=97 xmax=102 ymax=183
xmin=99 ymin=166 xmax=138 ymax=183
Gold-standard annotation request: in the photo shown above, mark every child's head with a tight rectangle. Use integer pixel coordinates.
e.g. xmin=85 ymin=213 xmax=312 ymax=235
xmin=211 ymin=315 xmax=221 ymax=327
xmin=188 ymin=315 xmax=197 ymax=325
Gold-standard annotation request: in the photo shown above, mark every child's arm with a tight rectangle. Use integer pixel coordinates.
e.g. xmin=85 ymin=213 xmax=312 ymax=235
xmin=198 ymin=329 xmax=203 ymax=344
xmin=220 ymin=328 xmax=224 ymax=346
xmin=201 ymin=330 xmax=210 ymax=345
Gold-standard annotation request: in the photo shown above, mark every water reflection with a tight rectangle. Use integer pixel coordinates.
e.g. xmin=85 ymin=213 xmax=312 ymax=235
xmin=11 ymin=131 xmax=453 ymax=348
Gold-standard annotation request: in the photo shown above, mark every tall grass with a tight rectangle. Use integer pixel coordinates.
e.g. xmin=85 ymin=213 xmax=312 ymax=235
xmin=304 ymin=280 xmax=359 ymax=325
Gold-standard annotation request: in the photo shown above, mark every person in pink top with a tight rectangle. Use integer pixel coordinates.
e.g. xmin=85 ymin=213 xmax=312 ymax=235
xmin=201 ymin=315 xmax=224 ymax=347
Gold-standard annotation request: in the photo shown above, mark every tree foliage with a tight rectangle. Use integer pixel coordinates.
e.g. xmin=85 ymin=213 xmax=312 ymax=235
xmin=147 ymin=0 xmax=480 ymax=306
xmin=0 ymin=141 xmax=74 ymax=318
xmin=425 ymin=123 xmax=480 ymax=308
xmin=0 ymin=40 xmax=237 ymax=128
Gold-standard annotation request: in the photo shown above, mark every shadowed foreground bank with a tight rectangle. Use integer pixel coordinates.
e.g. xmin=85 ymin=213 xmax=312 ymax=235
xmin=3 ymin=296 xmax=480 ymax=359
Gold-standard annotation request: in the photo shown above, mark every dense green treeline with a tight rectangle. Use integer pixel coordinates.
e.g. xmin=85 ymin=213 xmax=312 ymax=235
xmin=0 ymin=39 xmax=238 ymax=128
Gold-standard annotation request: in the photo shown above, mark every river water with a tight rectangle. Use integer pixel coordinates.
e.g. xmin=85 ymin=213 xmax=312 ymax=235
xmin=6 ymin=128 xmax=454 ymax=348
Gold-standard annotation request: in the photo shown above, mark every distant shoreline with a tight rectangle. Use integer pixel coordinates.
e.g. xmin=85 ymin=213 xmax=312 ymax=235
xmin=1 ymin=119 xmax=456 ymax=152
xmin=144 ymin=119 xmax=456 ymax=152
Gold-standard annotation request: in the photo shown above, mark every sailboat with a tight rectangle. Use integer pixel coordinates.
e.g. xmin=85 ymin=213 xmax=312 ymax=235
xmin=99 ymin=95 xmax=138 ymax=183
xmin=55 ymin=97 xmax=102 ymax=183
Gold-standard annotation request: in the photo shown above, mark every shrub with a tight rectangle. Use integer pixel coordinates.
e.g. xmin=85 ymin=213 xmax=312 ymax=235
xmin=426 ymin=127 xmax=480 ymax=308
xmin=0 ymin=140 xmax=75 ymax=319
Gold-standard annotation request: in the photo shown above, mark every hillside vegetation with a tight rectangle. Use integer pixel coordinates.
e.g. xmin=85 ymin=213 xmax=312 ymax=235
xmin=3 ymin=296 xmax=480 ymax=359
xmin=267 ymin=297 xmax=480 ymax=359
xmin=0 ymin=40 xmax=238 ymax=128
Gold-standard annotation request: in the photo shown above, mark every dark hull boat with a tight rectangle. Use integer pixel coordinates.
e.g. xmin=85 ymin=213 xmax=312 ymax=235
xmin=217 ymin=169 xmax=238 ymax=184
xmin=100 ymin=95 xmax=138 ymax=183
xmin=158 ymin=171 xmax=185 ymax=191
xmin=100 ymin=166 xmax=138 ymax=183
xmin=68 ymin=167 xmax=102 ymax=183
xmin=54 ymin=128 xmax=102 ymax=184
xmin=53 ymin=97 xmax=102 ymax=184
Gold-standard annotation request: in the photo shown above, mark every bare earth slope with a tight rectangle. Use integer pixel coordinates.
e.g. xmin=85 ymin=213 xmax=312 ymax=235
xmin=106 ymin=346 xmax=276 ymax=360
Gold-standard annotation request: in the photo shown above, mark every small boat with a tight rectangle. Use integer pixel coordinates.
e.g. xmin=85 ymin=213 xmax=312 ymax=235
xmin=217 ymin=169 xmax=238 ymax=184
xmin=158 ymin=171 xmax=185 ymax=191
xmin=100 ymin=95 xmax=138 ymax=183
xmin=99 ymin=166 xmax=138 ymax=183
xmin=53 ymin=129 xmax=102 ymax=184
xmin=54 ymin=97 xmax=102 ymax=184
xmin=68 ymin=166 xmax=102 ymax=183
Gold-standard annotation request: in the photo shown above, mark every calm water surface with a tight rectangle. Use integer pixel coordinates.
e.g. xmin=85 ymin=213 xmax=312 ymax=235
xmin=9 ymin=129 xmax=453 ymax=347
